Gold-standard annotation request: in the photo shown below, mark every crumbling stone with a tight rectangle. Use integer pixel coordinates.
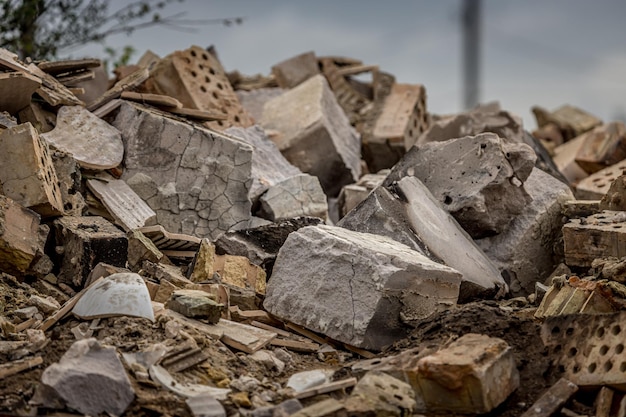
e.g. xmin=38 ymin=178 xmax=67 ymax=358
xmin=0 ymin=195 xmax=45 ymax=276
xmin=258 ymin=174 xmax=328 ymax=222
xmin=532 ymin=104 xmax=602 ymax=142
xmin=50 ymin=149 xmax=86 ymax=216
xmin=477 ymin=168 xmax=574 ymax=296
xmin=127 ymin=229 xmax=168 ymax=272
xmin=54 ymin=216 xmax=128 ymax=288
xmin=113 ymin=101 xmax=253 ymax=239
xmin=0 ymin=122 xmax=64 ymax=216
xmin=260 ymin=74 xmax=361 ymax=196
xmin=38 ymin=338 xmax=134 ymax=416
xmin=271 ymin=51 xmax=319 ymax=89
xmin=264 ymin=225 xmax=462 ymax=351
xmin=386 ymin=132 xmax=536 ymax=238
xmin=345 ymin=371 xmax=416 ymax=416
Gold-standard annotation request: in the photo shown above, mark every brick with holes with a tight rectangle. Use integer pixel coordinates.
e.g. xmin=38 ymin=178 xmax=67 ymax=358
xmin=563 ymin=210 xmax=626 ymax=267
xmin=576 ymin=159 xmax=626 ymax=200
xmin=0 ymin=122 xmax=64 ymax=217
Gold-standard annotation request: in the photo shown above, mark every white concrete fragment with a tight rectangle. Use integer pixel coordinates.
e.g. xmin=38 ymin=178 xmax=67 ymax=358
xmin=264 ymin=225 xmax=462 ymax=351
xmin=286 ymin=369 xmax=334 ymax=393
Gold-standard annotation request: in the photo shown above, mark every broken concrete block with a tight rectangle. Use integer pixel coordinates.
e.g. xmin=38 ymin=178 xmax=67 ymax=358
xmin=258 ymin=174 xmax=328 ymax=222
xmin=148 ymin=45 xmax=253 ymax=131
xmin=264 ymin=225 xmax=462 ymax=351
xmin=127 ymin=230 xmax=168 ymax=272
xmin=0 ymin=122 xmax=64 ymax=216
xmin=54 ymin=216 xmax=128 ymax=288
xmin=87 ymin=178 xmax=157 ymax=231
xmin=166 ymin=289 xmax=224 ymax=323
xmin=189 ymin=238 xmax=217 ymax=282
xmin=260 ymin=74 xmax=361 ymax=196
xmin=342 ymin=177 xmax=506 ymax=300
xmin=345 ymin=371 xmax=416 ymax=416
xmin=415 ymin=333 xmax=519 ymax=414
xmin=553 ymin=133 xmax=589 ymax=185
xmin=29 ymin=295 xmax=60 ymax=315
xmin=575 ymin=122 xmax=626 ymax=174
xmin=0 ymin=195 xmax=44 ymax=276
xmin=50 ymin=149 xmax=86 ymax=216
xmin=236 ymin=88 xmax=285 ymax=123
xmin=271 ymin=51 xmax=319 ymax=89
xmin=533 ymin=104 xmax=602 ymax=142
xmin=534 ymin=277 xmax=615 ymax=318
xmin=563 ymin=210 xmax=626 ymax=267
xmin=476 ymin=168 xmax=574 ymax=296
xmin=214 ymin=217 xmax=323 ymax=273
xmin=387 ymin=132 xmax=536 ymax=238
xmin=143 ymin=261 xmax=193 ymax=288
xmin=372 ymin=83 xmax=428 ymax=152
xmin=113 ymin=101 xmax=253 ymax=240
xmin=213 ymin=253 xmax=267 ymax=295
xmin=0 ymin=71 xmax=41 ymax=114
xmin=575 ymin=159 xmax=626 ymax=200
xmin=41 ymin=105 xmax=124 ymax=169
xmin=225 ymin=125 xmax=302 ymax=202
xmin=39 ymin=338 xmax=134 ymax=416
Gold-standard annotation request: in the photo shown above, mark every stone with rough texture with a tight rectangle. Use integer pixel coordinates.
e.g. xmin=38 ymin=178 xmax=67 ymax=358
xmin=415 ymin=333 xmax=519 ymax=414
xmin=477 ymin=168 xmax=574 ymax=296
xmin=533 ymin=104 xmax=602 ymax=142
xmin=563 ymin=210 xmax=626 ymax=267
xmin=39 ymin=338 xmax=134 ymax=416
xmin=41 ymin=105 xmax=123 ymax=170
xmin=236 ymin=88 xmax=285 ymax=123
xmin=600 ymin=173 xmax=626 ymax=211
xmin=576 ymin=159 xmax=626 ymax=200
xmin=337 ymin=172 xmax=386 ymax=218
xmin=0 ymin=123 xmax=64 ymax=216
xmin=264 ymin=225 xmax=462 ymax=351
xmin=575 ymin=122 xmax=626 ymax=174
xmin=271 ymin=51 xmax=319 ymax=89
xmin=113 ymin=101 xmax=253 ymax=239
xmin=260 ymin=74 xmax=361 ymax=196
xmin=225 ymin=125 xmax=301 ymax=201
xmin=0 ymin=195 xmax=44 ymax=276
xmin=387 ymin=133 xmax=536 ymax=238
xmin=258 ymin=174 xmax=328 ymax=221
xmin=186 ymin=394 xmax=226 ymax=417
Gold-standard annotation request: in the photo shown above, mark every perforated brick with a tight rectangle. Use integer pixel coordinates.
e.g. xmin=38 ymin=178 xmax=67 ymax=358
xmin=0 ymin=122 xmax=64 ymax=217
xmin=542 ymin=312 xmax=626 ymax=389
xmin=576 ymin=159 xmax=626 ymax=200
xmin=563 ymin=210 xmax=626 ymax=267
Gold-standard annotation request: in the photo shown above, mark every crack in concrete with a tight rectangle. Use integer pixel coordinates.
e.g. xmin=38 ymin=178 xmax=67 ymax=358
xmin=348 ymin=256 xmax=357 ymax=341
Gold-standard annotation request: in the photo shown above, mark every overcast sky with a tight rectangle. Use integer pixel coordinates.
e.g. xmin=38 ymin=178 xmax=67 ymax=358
xmin=73 ymin=0 xmax=626 ymax=130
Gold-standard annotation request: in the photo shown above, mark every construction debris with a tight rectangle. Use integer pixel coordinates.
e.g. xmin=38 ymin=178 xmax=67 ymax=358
xmin=0 ymin=43 xmax=624 ymax=417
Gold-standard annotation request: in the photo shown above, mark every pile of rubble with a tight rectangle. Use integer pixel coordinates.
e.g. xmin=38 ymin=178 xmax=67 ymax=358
xmin=0 ymin=45 xmax=626 ymax=416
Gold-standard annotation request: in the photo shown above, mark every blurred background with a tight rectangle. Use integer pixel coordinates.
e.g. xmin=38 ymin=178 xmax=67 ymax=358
xmin=46 ymin=0 xmax=626 ymax=129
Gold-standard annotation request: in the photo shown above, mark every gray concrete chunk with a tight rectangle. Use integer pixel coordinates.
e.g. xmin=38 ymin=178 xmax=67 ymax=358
xmin=477 ymin=168 xmax=574 ymax=297
xmin=263 ymin=225 xmax=462 ymax=351
xmin=40 ymin=338 xmax=134 ymax=416
xmin=113 ymin=101 xmax=253 ymax=239
xmin=258 ymin=174 xmax=328 ymax=222
xmin=387 ymin=133 xmax=535 ymax=238
xmin=260 ymin=74 xmax=361 ymax=196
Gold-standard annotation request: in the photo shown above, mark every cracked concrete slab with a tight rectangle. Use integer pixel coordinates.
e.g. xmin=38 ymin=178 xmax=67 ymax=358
xmin=258 ymin=174 xmax=328 ymax=222
xmin=263 ymin=225 xmax=461 ymax=351
xmin=113 ymin=101 xmax=253 ymax=240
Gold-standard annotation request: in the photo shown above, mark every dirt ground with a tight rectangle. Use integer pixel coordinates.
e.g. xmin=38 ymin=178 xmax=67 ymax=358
xmin=0 ymin=273 xmax=596 ymax=417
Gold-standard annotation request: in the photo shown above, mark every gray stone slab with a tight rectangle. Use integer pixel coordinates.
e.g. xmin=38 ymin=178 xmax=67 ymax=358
xmin=260 ymin=74 xmax=361 ymax=196
xmin=263 ymin=225 xmax=462 ymax=351
xmin=113 ymin=101 xmax=253 ymax=240
xmin=477 ymin=168 xmax=574 ymax=297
